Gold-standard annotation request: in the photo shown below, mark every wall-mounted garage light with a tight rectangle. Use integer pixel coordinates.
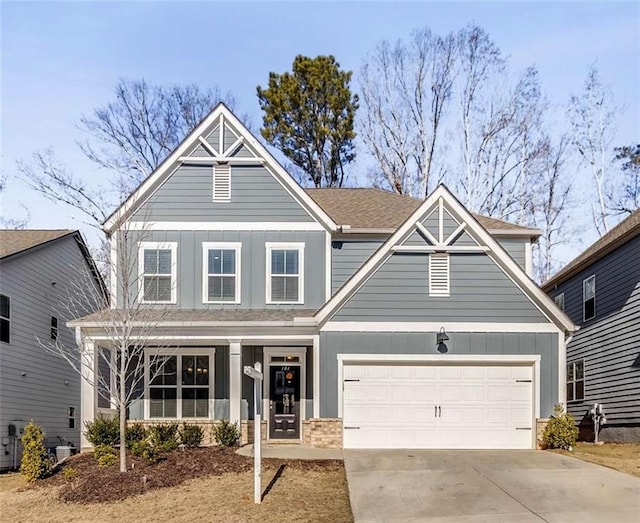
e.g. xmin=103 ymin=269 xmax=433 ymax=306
xmin=436 ymin=328 xmax=449 ymax=354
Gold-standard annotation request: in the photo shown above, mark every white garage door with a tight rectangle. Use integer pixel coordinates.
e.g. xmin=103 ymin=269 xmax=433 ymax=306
xmin=343 ymin=364 xmax=534 ymax=449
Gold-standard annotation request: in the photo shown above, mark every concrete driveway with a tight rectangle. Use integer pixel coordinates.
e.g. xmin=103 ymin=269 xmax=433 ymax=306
xmin=344 ymin=450 xmax=640 ymax=522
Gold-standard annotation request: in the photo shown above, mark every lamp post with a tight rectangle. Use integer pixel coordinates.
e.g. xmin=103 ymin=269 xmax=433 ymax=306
xmin=243 ymin=362 xmax=263 ymax=504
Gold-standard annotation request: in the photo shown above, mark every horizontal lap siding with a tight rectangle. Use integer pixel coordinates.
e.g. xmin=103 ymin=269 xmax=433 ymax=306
xmin=549 ymin=237 xmax=640 ymax=425
xmin=319 ymin=331 xmax=558 ymax=418
xmin=331 ymin=241 xmax=382 ymax=294
xmin=132 ymin=165 xmax=313 ymax=222
xmin=333 ymin=252 xmax=546 ymax=322
xmin=497 ymin=238 xmax=527 ymax=271
xmin=0 ymin=237 xmax=96 ymax=468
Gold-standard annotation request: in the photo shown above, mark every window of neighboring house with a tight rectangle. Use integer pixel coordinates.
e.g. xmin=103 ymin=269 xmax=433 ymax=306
xmin=139 ymin=242 xmax=177 ymax=304
xmin=148 ymin=352 xmax=212 ymax=418
xmin=554 ymin=293 xmax=565 ymax=311
xmin=266 ymin=243 xmax=304 ymax=304
xmin=0 ymin=294 xmax=9 ymax=343
xmin=567 ymin=360 xmax=585 ymax=401
xmin=202 ymin=243 xmax=241 ymax=303
xmin=51 ymin=316 xmax=58 ymax=340
xmin=583 ymin=275 xmax=596 ymax=321
xmin=68 ymin=406 xmax=76 ymax=429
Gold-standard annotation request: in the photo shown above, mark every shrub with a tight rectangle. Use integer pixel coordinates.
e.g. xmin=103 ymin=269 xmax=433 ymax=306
xmin=179 ymin=423 xmax=204 ymax=448
xmin=130 ymin=440 xmax=158 ymax=464
xmin=543 ymin=405 xmax=579 ymax=450
xmin=126 ymin=422 xmax=148 ymax=449
xmin=149 ymin=423 xmax=179 ymax=452
xmin=84 ymin=416 xmax=119 ymax=447
xmin=62 ymin=466 xmax=78 ymax=481
xmin=213 ymin=420 xmax=240 ymax=447
xmin=94 ymin=444 xmax=118 ymax=468
xmin=20 ymin=421 xmax=52 ymax=482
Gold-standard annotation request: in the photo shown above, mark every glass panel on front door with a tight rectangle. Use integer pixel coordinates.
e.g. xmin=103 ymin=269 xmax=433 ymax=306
xmin=269 ymin=365 xmax=300 ymax=439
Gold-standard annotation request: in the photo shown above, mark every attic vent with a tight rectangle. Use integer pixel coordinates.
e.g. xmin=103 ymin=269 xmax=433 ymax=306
xmin=429 ymin=253 xmax=450 ymax=297
xmin=213 ymin=164 xmax=231 ymax=201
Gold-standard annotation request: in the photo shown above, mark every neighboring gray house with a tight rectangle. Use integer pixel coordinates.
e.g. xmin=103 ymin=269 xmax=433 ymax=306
xmin=71 ymin=104 xmax=575 ymax=451
xmin=543 ymin=210 xmax=640 ymax=442
xmin=0 ymin=230 xmax=104 ymax=469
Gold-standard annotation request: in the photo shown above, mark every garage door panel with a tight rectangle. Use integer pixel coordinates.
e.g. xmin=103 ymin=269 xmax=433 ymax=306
xmin=343 ymin=363 xmax=534 ymax=450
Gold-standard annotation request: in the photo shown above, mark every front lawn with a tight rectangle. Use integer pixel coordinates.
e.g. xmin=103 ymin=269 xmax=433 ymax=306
xmin=0 ymin=447 xmax=353 ymax=522
xmin=553 ymin=442 xmax=640 ymax=478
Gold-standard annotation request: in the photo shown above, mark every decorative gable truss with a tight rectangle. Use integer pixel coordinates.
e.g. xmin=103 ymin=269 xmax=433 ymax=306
xmin=314 ymin=185 xmax=576 ymax=333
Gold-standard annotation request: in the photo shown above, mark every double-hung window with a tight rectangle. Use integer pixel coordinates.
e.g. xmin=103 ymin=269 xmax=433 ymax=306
xmin=266 ymin=243 xmax=304 ymax=304
xmin=139 ymin=242 xmax=177 ymax=304
xmin=0 ymin=294 xmax=9 ymax=343
xmin=202 ymin=243 xmax=241 ymax=304
xmin=567 ymin=360 xmax=585 ymax=401
xmin=147 ymin=350 xmax=213 ymax=419
xmin=583 ymin=275 xmax=596 ymax=321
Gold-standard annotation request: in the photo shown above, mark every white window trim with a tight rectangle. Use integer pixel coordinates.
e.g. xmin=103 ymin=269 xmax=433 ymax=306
xmin=265 ymin=242 xmax=305 ymax=305
xmin=138 ymin=241 xmax=178 ymax=304
xmin=143 ymin=347 xmax=215 ymax=420
xmin=567 ymin=359 xmax=585 ymax=402
xmin=202 ymin=242 xmax=242 ymax=304
xmin=582 ymin=275 xmax=596 ymax=322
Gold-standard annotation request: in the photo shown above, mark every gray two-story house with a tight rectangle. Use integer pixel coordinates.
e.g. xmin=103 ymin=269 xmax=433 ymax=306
xmin=0 ymin=229 xmax=103 ymax=469
xmin=71 ymin=104 xmax=575 ymax=451
xmin=543 ymin=210 xmax=640 ymax=442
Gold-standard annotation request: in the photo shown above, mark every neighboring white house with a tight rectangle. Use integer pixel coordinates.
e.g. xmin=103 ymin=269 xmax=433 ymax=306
xmin=0 ymin=229 xmax=104 ymax=469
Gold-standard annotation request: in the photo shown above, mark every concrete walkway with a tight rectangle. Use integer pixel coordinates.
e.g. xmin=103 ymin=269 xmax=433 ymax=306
xmin=344 ymin=450 xmax=640 ymax=522
xmin=236 ymin=443 xmax=343 ymax=460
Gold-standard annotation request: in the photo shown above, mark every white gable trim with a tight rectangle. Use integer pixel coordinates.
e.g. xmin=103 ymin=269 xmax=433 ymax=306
xmin=314 ymin=185 xmax=575 ymax=333
xmin=103 ymin=104 xmax=337 ymax=233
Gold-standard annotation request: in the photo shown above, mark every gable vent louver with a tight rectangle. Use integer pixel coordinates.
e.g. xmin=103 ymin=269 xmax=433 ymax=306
xmin=429 ymin=253 xmax=450 ymax=297
xmin=213 ymin=164 xmax=231 ymax=201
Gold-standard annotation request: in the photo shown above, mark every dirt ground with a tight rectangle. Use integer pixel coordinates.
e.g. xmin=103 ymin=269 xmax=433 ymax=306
xmin=0 ymin=448 xmax=353 ymax=522
xmin=553 ymin=442 xmax=640 ymax=477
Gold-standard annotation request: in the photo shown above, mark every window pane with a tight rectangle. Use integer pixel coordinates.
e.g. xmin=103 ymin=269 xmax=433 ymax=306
xmin=584 ymin=277 xmax=595 ymax=299
xmin=566 ymin=383 xmax=574 ymax=402
xmin=584 ymin=298 xmax=595 ymax=320
xmin=182 ymin=356 xmax=196 ymax=386
xmin=222 ymin=277 xmax=236 ymax=300
xmin=271 ymin=276 xmax=286 ymax=301
xmin=0 ymin=318 xmax=9 ymax=344
xmin=284 ymin=276 xmax=299 ymax=301
xmin=143 ymin=276 xmax=157 ymax=301
xmin=272 ymin=250 xmax=285 ymax=274
xmin=144 ymin=250 xmax=158 ymax=273
xmin=566 ymin=363 xmax=574 ymax=381
xmin=576 ymin=380 xmax=584 ymax=400
xmin=195 ymin=388 xmax=208 ymax=417
xmin=575 ymin=361 xmax=584 ymax=380
xmin=182 ymin=388 xmax=208 ymax=418
xmin=209 ymin=250 xmax=223 ymax=274
xmin=196 ymin=356 xmax=209 ymax=386
xmin=0 ymin=295 xmax=9 ymax=318
xmin=222 ymin=249 xmax=235 ymax=274
xmin=151 ymin=356 xmax=177 ymax=386
xmin=284 ymin=250 xmax=298 ymax=274
xmin=150 ymin=388 xmax=177 ymax=418
xmin=157 ymin=250 xmax=172 ymax=274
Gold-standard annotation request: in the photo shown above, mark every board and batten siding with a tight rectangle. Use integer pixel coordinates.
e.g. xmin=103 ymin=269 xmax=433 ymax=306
xmin=121 ymin=230 xmax=326 ymax=310
xmin=331 ymin=240 xmax=383 ymax=294
xmin=332 ymin=252 xmax=547 ymax=322
xmin=131 ymin=164 xmax=314 ymax=223
xmin=0 ymin=236 xmax=97 ymax=469
xmin=319 ymin=331 xmax=559 ymax=419
xmin=548 ymin=236 xmax=640 ymax=434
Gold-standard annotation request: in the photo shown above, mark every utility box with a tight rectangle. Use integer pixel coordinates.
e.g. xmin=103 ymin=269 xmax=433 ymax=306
xmin=55 ymin=446 xmax=73 ymax=461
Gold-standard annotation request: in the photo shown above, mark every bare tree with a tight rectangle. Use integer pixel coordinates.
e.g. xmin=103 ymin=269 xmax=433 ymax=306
xmin=567 ymin=65 xmax=618 ymax=234
xmin=610 ymin=143 xmax=640 ymax=216
xmin=0 ymin=171 xmax=31 ymax=228
xmin=38 ymin=222 xmax=174 ymax=472
xmin=359 ymin=27 xmax=457 ymax=197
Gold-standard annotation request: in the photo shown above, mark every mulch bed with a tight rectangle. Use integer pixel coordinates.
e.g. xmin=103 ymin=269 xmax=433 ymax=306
xmin=28 ymin=447 xmax=343 ymax=504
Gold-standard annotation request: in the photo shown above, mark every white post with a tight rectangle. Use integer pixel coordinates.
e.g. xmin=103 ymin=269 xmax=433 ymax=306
xmin=229 ymin=342 xmax=242 ymax=426
xmin=244 ymin=362 xmax=263 ymax=504
xmin=80 ymin=338 xmax=96 ymax=451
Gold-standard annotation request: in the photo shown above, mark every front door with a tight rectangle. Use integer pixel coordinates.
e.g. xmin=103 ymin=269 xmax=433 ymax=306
xmin=269 ymin=365 xmax=300 ymax=439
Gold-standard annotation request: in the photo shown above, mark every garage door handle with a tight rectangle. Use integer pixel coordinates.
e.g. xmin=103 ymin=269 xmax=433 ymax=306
xmin=344 ymin=426 xmax=360 ymax=430
xmin=344 ymin=379 xmax=360 ymax=382
xmin=438 ymin=406 xmax=441 ymax=417
xmin=516 ymin=380 xmax=532 ymax=383
xmin=435 ymin=406 xmax=437 ymax=417
xmin=515 ymin=427 xmax=532 ymax=430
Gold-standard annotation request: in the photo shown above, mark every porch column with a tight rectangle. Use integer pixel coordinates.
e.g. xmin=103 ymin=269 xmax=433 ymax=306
xmin=80 ymin=338 xmax=96 ymax=451
xmin=229 ymin=342 xmax=242 ymax=425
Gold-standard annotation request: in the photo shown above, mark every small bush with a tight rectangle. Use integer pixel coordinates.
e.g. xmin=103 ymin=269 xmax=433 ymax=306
xmin=543 ymin=405 xmax=579 ymax=450
xmin=130 ymin=440 xmax=158 ymax=464
xmin=94 ymin=444 xmax=118 ymax=468
xmin=126 ymin=422 xmax=148 ymax=449
xmin=20 ymin=421 xmax=52 ymax=482
xmin=149 ymin=423 xmax=179 ymax=452
xmin=84 ymin=416 xmax=119 ymax=446
xmin=62 ymin=466 xmax=78 ymax=481
xmin=179 ymin=423 xmax=204 ymax=448
xmin=213 ymin=420 xmax=240 ymax=447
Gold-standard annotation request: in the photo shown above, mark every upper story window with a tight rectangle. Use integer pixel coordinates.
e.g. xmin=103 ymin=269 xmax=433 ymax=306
xmin=0 ymin=294 xmax=9 ymax=343
xmin=266 ymin=242 xmax=304 ymax=304
xmin=429 ymin=253 xmax=450 ymax=297
xmin=583 ymin=275 xmax=596 ymax=321
xmin=554 ymin=293 xmax=565 ymax=311
xmin=202 ymin=242 xmax=241 ymax=304
xmin=51 ymin=316 xmax=58 ymax=340
xmin=212 ymin=164 xmax=231 ymax=201
xmin=567 ymin=360 xmax=585 ymax=401
xmin=138 ymin=242 xmax=177 ymax=304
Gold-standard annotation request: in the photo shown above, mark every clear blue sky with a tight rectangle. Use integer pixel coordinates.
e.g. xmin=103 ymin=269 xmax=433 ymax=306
xmin=2 ymin=1 xmax=639 ymax=257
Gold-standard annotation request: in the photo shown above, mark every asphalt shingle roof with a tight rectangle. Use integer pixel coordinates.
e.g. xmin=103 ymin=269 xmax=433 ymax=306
xmin=0 ymin=229 xmax=75 ymax=259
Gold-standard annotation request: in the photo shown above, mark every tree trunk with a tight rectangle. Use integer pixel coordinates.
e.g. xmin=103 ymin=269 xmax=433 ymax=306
xmin=119 ymin=345 xmax=127 ymax=473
